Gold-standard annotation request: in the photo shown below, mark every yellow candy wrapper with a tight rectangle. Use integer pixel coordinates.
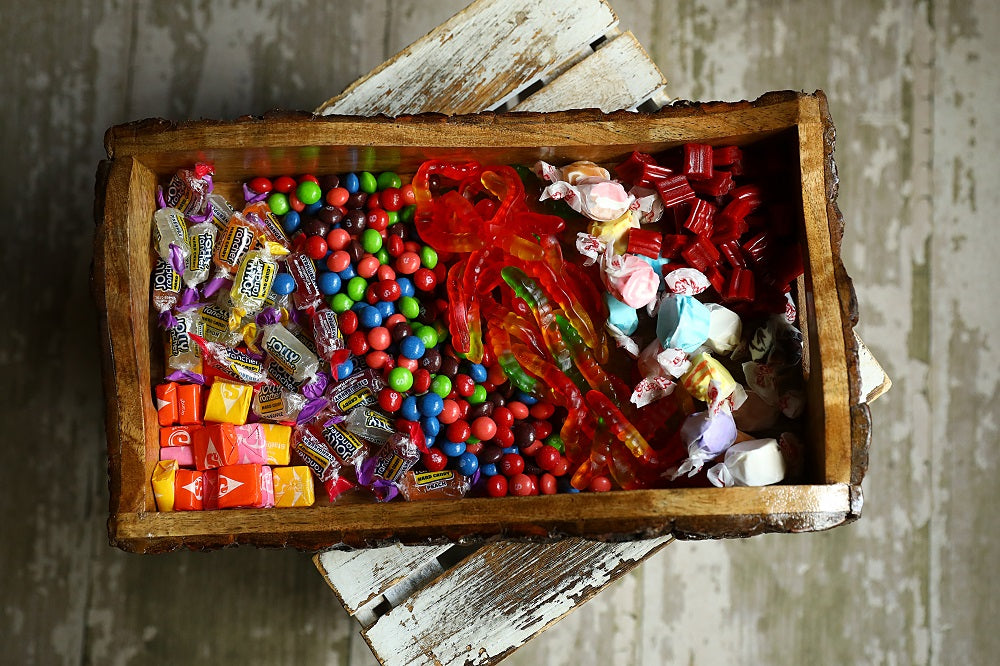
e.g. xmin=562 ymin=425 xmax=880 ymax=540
xmin=260 ymin=423 xmax=292 ymax=465
xmin=681 ymin=351 xmax=737 ymax=407
xmin=151 ymin=459 xmax=179 ymax=512
xmin=204 ymin=380 xmax=253 ymax=425
xmin=272 ymin=466 xmax=315 ymax=507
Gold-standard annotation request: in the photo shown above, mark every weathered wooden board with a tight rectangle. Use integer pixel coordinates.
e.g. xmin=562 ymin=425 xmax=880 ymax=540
xmin=362 ymin=538 xmax=672 ymax=666
xmin=316 ymin=0 xmax=619 ymax=116
xmin=1 ymin=1 xmax=995 ymax=665
xmin=511 ymin=31 xmax=669 ymax=112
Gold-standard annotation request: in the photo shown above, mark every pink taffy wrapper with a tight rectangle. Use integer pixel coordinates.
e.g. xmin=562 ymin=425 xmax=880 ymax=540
xmin=603 ymin=250 xmax=659 ymax=308
xmin=540 ymin=175 xmax=634 ymax=222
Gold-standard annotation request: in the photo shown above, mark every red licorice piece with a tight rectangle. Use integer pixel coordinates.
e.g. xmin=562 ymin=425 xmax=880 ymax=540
xmin=723 ymin=184 xmax=764 ymax=220
xmin=639 ymin=162 xmax=677 ymax=188
xmin=626 ymin=228 xmax=663 ymax=258
xmin=660 ymin=234 xmax=688 ymax=259
xmin=683 ymin=143 xmax=713 ymax=180
xmin=719 ymin=240 xmax=748 ymax=268
xmin=765 ymin=242 xmax=805 ymax=287
xmin=655 ymin=175 xmax=696 ymax=208
xmin=613 ymin=151 xmax=657 ymax=185
xmin=683 ymin=199 xmax=716 ymax=237
xmin=710 ymin=211 xmax=748 ymax=244
xmin=742 ymin=230 xmax=773 ymax=266
xmin=690 ymin=170 xmax=734 ymax=197
xmin=681 ymin=236 xmax=721 ymax=271
xmin=712 ymin=146 xmax=742 ymax=166
xmin=725 ymin=265 xmax=755 ymax=302
xmin=705 ymin=264 xmax=727 ymax=294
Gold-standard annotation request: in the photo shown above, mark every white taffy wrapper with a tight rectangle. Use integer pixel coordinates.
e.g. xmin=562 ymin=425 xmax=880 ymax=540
xmin=628 ymin=185 xmax=664 ymax=224
xmin=707 ymin=438 xmax=786 ymax=487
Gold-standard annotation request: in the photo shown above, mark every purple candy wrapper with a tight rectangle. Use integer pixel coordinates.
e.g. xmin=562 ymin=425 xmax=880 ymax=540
xmin=243 ymin=182 xmax=268 ymax=204
xmin=165 ymin=369 xmax=205 ymax=384
xmin=158 ymin=310 xmax=178 ymax=329
xmin=184 ymin=199 xmax=213 ymax=224
xmin=302 ymin=372 xmax=329 ymax=399
xmin=156 ymin=185 xmax=167 ymax=209
xmin=168 ymin=243 xmax=186 ymax=276
xmin=256 ymin=307 xmax=282 ymax=327
xmin=671 ymin=410 xmax=738 ymax=479
xmin=202 ymin=276 xmax=231 ymax=299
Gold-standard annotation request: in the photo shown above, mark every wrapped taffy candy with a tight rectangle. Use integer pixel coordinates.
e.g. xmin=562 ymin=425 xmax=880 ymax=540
xmin=229 ymin=242 xmax=286 ymax=327
xmin=260 ymin=321 xmax=319 ymax=383
xmin=533 ymin=160 xmax=634 ymax=222
xmin=242 ymin=201 xmax=290 ymax=248
xmin=357 ymin=431 xmax=421 ymax=501
xmin=339 ymin=406 xmax=394 ymax=445
xmin=208 ymin=211 xmax=261 ymax=295
xmin=151 ymin=258 xmax=181 ymax=325
xmin=164 ymin=163 xmax=213 ymax=216
xmin=602 ymin=248 xmax=659 ymax=309
xmin=183 ymin=221 xmax=217 ymax=289
xmin=310 ymin=308 xmax=349 ymax=366
xmin=293 ymin=427 xmax=343 ymax=484
xmin=207 ymin=193 xmax=236 ymax=232
xmin=285 ymin=250 xmax=323 ymax=313
xmin=152 ymin=207 xmax=190 ymax=274
xmin=707 ymin=438 xmax=786 ymax=487
xmin=165 ymin=310 xmax=202 ymax=373
xmin=399 ymin=470 xmax=470 ymax=501
xmin=190 ymin=334 xmax=268 ymax=385
xmin=671 ymin=410 xmax=738 ymax=479
xmin=252 ymin=383 xmax=306 ymax=422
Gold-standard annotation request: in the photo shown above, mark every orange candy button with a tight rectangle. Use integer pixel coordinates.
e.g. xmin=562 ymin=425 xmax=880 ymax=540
xmin=193 ymin=423 xmax=239 ymax=470
xmin=174 ymin=469 xmax=205 ymax=511
xmin=216 ymin=464 xmax=263 ymax=509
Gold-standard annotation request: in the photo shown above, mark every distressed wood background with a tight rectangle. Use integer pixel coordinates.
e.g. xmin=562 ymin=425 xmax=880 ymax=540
xmin=1 ymin=1 xmax=996 ymax=664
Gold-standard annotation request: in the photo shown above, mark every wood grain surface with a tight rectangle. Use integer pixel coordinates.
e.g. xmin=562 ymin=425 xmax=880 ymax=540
xmin=2 ymin=1 xmax=997 ymax=664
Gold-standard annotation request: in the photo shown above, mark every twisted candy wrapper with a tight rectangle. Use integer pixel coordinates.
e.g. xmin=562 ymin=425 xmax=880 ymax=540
xmin=603 ymin=248 xmax=659 ymax=309
xmin=707 ymin=438 xmax=786 ymax=487
xmin=535 ymin=160 xmax=634 ymax=222
xmin=671 ymin=409 xmax=738 ymax=479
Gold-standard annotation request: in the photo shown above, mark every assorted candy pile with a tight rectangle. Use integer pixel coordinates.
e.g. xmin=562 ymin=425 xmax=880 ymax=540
xmin=148 ymin=143 xmax=809 ymax=512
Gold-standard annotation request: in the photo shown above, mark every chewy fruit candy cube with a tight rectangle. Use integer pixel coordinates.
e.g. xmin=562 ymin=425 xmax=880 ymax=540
xmin=155 ymin=382 xmax=179 ymax=426
xmin=176 ymin=383 xmax=203 ymax=425
xmin=272 ymin=466 xmax=315 ymax=508
xmin=258 ymin=466 xmax=275 ymax=508
xmin=193 ymin=423 xmax=239 ymax=470
xmin=204 ymin=380 xmax=253 ymax=425
xmin=160 ymin=445 xmax=195 ymax=467
xmin=159 ymin=425 xmax=198 ymax=448
xmin=216 ymin=464 xmax=263 ymax=509
xmin=234 ymin=424 xmax=268 ymax=464
xmin=174 ymin=469 xmax=205 ymax=511
xmin=260 ymin=423 xmax=291 ymax=465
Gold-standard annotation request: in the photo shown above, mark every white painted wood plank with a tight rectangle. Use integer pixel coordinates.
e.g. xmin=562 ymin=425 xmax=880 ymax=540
xmin=363 ymin=537 xmax=671 ymax=666
xmin=513 ymin=31 xmax=667 ymax=112
xmin=857 ymin=332 xmax=891 ymax=403
xmin=315 ymin=544 xmax=450 ymax=615
xmin=315 ymin=0 xmax=619 ymax=116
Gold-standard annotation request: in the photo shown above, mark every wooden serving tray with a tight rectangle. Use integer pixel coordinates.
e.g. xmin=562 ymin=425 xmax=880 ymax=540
xmin=93 ymin=91 xmax=870 ymax=553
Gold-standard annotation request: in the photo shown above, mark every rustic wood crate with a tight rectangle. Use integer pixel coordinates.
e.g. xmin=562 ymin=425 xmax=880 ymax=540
xmin=93 ymin=90 xmax=870 ymax=553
